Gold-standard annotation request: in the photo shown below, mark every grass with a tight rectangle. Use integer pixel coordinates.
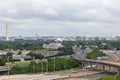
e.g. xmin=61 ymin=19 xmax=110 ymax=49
xmin=99 ymin=75 xmax=120 ymax=80
xmin=5 ymin=60 xmax=33 ymax=67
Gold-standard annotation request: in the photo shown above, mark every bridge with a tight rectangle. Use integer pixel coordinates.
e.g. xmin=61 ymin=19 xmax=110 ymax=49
xmin=77 ymin=59 xmax=120 ymax=75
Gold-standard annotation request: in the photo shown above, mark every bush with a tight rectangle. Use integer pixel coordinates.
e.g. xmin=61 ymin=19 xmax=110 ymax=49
xmin=0 ymin=57 xmax=6 ymax=66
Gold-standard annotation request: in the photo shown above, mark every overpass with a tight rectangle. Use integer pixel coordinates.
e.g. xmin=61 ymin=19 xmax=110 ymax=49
xmin=77 ymin=59 xmax=120 ymax=75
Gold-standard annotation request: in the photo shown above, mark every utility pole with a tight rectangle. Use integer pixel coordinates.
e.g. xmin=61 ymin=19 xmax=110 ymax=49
xmin=7 ymin=56 xmax=10 ymax=80
xmin=54 ymin=57 xmax=55 ymax=72
xmin=46 ymin=53 xmax=48 ymax=73
xmin=46 ymin=59 xmax=48 ymax=73
xmin=41 ymin=61 xmax=43 ymax=73
xmin=64 ymin=59 xmax=66 ymax=71
xmin=33 ymin=56 xmax=35 ymax=73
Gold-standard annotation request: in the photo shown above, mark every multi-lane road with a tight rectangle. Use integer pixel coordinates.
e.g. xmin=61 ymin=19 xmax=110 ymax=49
xmin=73 ymin=49 xmax=120 ymax=62
xmin=101 ymin=50 xmax=120 ymax=62
xmin=72 ymin=49 xmax=92 ymax=60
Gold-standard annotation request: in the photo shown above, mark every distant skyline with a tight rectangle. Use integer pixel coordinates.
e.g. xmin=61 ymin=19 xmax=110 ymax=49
xmin=0 ymin=0 xmax=120 ymax=37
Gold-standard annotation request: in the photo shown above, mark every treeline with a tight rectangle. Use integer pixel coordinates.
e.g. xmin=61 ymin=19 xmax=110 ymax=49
xmin=0 ymin=40 xmax=54 ymax=50
xmin=10 ymin=57 xmax=79 ymax=74
xmin=1 ymin=40 xmax=120 ymax=51
xmin=56 ymin=46 xmax=74 ymax=56
xmin=62 ymin=40 xmax=120 ymax=50
xmin=27 ymin=52 xmax=44 ymax=59
xmin=26 ymin=45 xmax=75 ymax=59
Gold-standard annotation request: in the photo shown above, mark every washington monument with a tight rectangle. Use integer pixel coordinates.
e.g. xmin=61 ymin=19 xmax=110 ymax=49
xmin=6 ymin=24 xmax=9 ymax=41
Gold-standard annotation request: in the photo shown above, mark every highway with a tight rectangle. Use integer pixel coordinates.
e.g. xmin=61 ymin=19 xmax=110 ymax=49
xmin=61 ymin=49 xmax=120 ymax=80
xmin=101 ymin=50 xmax=120 ymax=62
xmin=72 ymin=49 xmax=92 ymax=60
xmin=102 ymin=50 xmax=120 ymax=62
xmin=114 ymin=50 xmax=120 ymax=62
xmin=72 ymin=49 xmax=120 ymax=80
xmin=72 ymin=49 xmax=119 ymax=62
xmin=78 ymin=59 xmax=120 ymax=67
xmin=73 ymin=49 xmax=120 ymax=62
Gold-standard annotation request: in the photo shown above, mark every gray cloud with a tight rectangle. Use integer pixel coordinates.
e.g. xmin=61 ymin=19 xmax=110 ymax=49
xmin=0 ymin=0 xmax=120 ymax=36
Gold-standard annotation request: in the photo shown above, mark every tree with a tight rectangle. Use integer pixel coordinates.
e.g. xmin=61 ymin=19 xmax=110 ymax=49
xmin=57 ymin=46 xmax=74 ymax=56
xmin=0 ymin=57 xmax=6 ymax=66
xmin=27 ymin=52 xmax=44 ymax=59
xmin=5 ymin=52 xmax=14 ymax=61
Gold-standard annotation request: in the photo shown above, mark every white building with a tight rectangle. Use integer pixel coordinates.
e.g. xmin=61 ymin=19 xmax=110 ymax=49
xmin=43 ymin=43 xmax=63 ymax=49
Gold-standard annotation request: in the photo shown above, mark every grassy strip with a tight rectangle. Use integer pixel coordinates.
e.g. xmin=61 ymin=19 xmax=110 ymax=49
xmin=99 ymin=75 xmax=120 ymax=80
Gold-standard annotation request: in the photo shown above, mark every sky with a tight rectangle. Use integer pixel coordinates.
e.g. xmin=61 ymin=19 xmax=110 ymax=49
xmin=0 ymin=0 xmax=120 ymax=37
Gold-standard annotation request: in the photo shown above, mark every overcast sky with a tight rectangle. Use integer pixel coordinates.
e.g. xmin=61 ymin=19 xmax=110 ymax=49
xmin=0 ymin=0 xmax=120 ymax=37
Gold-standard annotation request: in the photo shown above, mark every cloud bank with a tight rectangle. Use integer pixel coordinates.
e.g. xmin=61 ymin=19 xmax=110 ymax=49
xmin=0 ymin=0 xmax=120 ymax=36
